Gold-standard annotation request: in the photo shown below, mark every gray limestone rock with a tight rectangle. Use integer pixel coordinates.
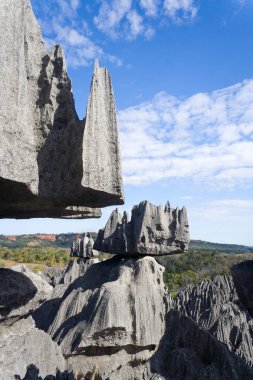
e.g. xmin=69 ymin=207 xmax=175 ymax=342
xmin=0 ymin=0 xmax=124 ymax=219
xmin=0 ymin=268 xmax=37 ymax=319
xmin=0 ymin=266 xmax=53 ymax=322
xmin=60 ymin=258 xmax=99 ymax=285
xmin=33 ymin=256 xmax=167 ymax=379
xmin=70 ymin=234 xmax=95 ymax=258
xmin=95 ymin=200 xmax=190 ymax=255
xmin=173 ymin=275 xmax=253 ymax=367
xmin=151 ymin=310 xmax=253 ymax=380
xmin=0 ymin=316 xmax=66 ymax=380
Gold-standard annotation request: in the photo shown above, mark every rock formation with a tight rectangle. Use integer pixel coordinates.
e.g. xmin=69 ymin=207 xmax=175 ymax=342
xmin=33 ymin=256 xmax=167 ymax=379
xmin=3 ymin=257 xmax=253 ymax=379
xmin=0 ymin=0 xmax=124 ymax=219
xmin=70 ymin=234 xmax=95 ymax=258
xmin=173 ymin=274 xmax=253 ymax=367
xmin=95 ymin=200 xmax=190 ymax=255
xmin=0 ymin=267 xmax=66 ymax=380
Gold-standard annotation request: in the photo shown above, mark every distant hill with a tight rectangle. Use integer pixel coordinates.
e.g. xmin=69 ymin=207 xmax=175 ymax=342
xmin=189 ymin=240 xmax=253 ymax=254
xmin=0 ymin=233 xmax=98 ymax=249
xmin=0 ymin=234 xmax=252 ymax=254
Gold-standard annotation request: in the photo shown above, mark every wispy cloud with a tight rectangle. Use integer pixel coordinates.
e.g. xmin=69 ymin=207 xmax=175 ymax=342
xmin=33 ymin=0 xmax=122 ymax=68
xmin=118 ymin=80 xmax=253 ymax=188
xmin=94 ymin=0 xmax=198 ymax=40
xmin=164 ymin=0 xmax=198 ymax=23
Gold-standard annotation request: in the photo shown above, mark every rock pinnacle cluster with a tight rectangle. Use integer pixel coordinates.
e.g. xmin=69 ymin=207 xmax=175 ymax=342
xmin=0 ymin=0 xmax=124 ymax=219
xmin=95 ymin=200 xmax=190 ymax=255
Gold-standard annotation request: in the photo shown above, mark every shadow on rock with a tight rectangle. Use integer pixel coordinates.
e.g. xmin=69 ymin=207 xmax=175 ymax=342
xmin=150 ymin=310 xmax=253 ymax=380
xmin=0 ymin=268 xmax=37 ymax=317
xmin=14 ymin=364 xmax=72 ymax=380
xmin=232 ymin=260 xmax=253 ymax=318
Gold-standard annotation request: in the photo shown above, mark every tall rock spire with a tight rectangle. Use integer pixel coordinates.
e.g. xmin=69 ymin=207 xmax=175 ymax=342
xmin=0 ymin=0 xmax=124 ymax=218
xmin=82 ymin=60 xmax=124 ymax=204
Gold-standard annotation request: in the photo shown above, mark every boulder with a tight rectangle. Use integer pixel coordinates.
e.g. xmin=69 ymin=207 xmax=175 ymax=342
xmin=94 ymin=200 xmax=190 ymax=255
xmin=0 ymin=316 xmax=66 ymax=380
xmin=0 ymin=0 xmax=123 ymax=219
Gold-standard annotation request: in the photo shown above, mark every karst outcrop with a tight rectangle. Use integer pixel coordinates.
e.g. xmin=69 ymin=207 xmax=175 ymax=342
xmin=0 ymin=0 xmax=123 ymax=219
xmin=95 ymin=200 xmax=190 ymax=255
xmin=3 ymin=257 xmax=253 ymax=379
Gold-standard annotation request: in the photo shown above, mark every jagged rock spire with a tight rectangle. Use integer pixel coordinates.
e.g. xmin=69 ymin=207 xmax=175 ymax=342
xmin=95 ymin=200 xmax=190 ymax=255
xmin=0 ymin=0 xmax=124 ymax=219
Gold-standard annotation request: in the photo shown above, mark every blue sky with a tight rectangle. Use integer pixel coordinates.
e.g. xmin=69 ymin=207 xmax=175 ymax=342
xmin=1 ymin=0 xmax=253 ymax=245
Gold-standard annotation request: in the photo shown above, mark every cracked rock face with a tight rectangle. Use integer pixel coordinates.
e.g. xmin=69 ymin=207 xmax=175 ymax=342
xmin=0 ymin=0 xmax=124 ymax=219
xmin=33 ymin=256 xmax=167 ymax=379
xmin=94 ymin=200 xmax=190 ymax=255
xmin=173 ymin=274 xmax=253 ymax=368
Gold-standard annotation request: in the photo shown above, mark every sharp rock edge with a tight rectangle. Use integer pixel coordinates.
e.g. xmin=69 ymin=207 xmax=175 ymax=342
xmin=0 ymin=0 xmax=124 ymax=219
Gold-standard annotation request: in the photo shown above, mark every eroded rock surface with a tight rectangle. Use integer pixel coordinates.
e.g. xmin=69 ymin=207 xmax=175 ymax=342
xmin=0 ymin=317 xmax=66 ymax=380
xmin=0 ymin=0 xmax=123 ymax=219
xmin=33 ymin=256 xmax=167 ymax=379
xmin=173 ymin=274 xmax=253 ymax=367
xmin=95 ymin=200 xmax=190 ymax=255
xmin=4 ymin=257 xmax=253 ymax=379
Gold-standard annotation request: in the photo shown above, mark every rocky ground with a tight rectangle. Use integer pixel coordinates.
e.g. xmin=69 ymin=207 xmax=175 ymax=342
xmin=1 ymin=256 xmax=253 ymax=380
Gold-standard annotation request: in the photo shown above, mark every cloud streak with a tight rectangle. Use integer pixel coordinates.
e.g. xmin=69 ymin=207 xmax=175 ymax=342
xmin=118 ymin=80 xmax=253 ymax=188
xmin=33 ymin=0 xmax=122 ymax=68
xmin=94 ymin=0 xmax=198 ymax=40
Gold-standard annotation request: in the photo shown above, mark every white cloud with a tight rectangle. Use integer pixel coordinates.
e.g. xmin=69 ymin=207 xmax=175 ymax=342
xmin=127 ymin=10 xmax=144 ymax=39
xmin=140 ymin=0 xmax=160 ymax=16
xmin=94 ymin=0 xmax=132 ymax=38
xmin=34 ymin=0 xmax=122 ymax=68
xmin=164 ymin=0 xmax=198 ymax=22
xmin=118 ymin=80 xmax=253 ymax=188
xmin=70 ymin=0 xmax=80 ymax=10
xmin=94 ymin=0 xmax=198 ymax=40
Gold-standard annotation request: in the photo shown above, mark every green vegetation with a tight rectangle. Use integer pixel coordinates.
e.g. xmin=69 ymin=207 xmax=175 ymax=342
xmin=0 ymin=247 xmax=69 ymax=267
xmin=1 ymin=234 xmax=252 ymax=295
xmin=190 ymin=240 xmax=253 ymax=254
xmin=158 ymin=251 xmax=253 ymax=295
xmin=0 ymin=232 xmax=98 ymax=249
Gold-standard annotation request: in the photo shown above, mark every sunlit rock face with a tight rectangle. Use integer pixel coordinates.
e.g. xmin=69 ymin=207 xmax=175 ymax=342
xmin=0 ymin=0 xmax=124 ymax=219
xmin=95 ymin=200 xmax=190 ymax=255
xmin=33 ymin=256 xmax=167 ymax=379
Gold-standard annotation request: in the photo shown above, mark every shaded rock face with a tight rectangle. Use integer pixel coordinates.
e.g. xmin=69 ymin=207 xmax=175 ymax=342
xmin=0 ymin=267 xmax=67 ymax=380
xmin=95 ymin=200 xmax=190 ymax=255
xmin=151 ymin=310 xmax=253 ymax=380
xmin=31 ymin=258 xmax=253 ymax=380
xmin=0 ymin=0 xmax=123 ymax=219
xmin=4 ymin=258 xmax=253 ymax=379
xmin=0 ymin=317 xmax=66 ymax=380
xmin=70 ymin=234 xmax=94 ymax=258
xmin=0 ymin=268 xmax=37 ymax=318
xmin=173 ymin=274 xmax=253 ymax=367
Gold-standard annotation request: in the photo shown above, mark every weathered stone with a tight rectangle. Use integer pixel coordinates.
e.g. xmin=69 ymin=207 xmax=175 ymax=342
xmin=0 ymin=266 xmax=54 ymax=321
xmin=0 ymin=0 xmax=124 ymax=219
xmin=94 ymin=200 xmax=190 ymax=255
xmin=173 ymin=275 xmax=253 ymax=367
xmin=70 ymin=234 xmax=95 ymax=258
xmin=60 ymin=258 xmax=99 ymax=285
xmin=33 ymin=256 xmax=167 ymax=379
xmin=150 ymin=310 xmax=253 ymax=380
xmin=0 ymin=268 xmax=37 ymax=319
xmin=2 ymin=206 xmax=102 ymax=220
xmin=0 ymin=316 xmax=66 ymax=380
